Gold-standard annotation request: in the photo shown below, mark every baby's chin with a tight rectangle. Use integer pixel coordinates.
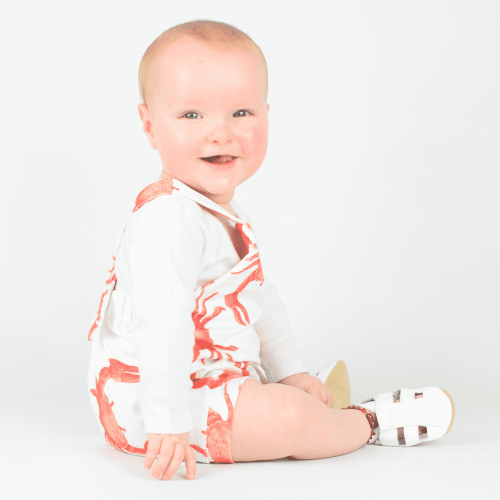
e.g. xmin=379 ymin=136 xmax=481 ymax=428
xmin=195 ymin=180 xmax=237 ymax=198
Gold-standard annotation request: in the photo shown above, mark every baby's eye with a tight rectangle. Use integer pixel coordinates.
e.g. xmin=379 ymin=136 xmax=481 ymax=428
xmin=183 ymin=112 xmax=200 ymax=119
xmin=234 ymin=110 xmax=251 ymax=117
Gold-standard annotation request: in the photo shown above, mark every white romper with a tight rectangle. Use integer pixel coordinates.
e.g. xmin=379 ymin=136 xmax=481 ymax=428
xmin=87 ymin=178 xmax=308 ymax=463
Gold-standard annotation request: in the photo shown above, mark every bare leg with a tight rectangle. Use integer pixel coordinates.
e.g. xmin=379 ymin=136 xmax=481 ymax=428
xmin=230 ymin=378 xmax=372 ymax=462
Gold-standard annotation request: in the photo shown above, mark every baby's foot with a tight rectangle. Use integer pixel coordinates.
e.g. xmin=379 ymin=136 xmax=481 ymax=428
xmin=365 ymin=390 xmax=427 ymax=441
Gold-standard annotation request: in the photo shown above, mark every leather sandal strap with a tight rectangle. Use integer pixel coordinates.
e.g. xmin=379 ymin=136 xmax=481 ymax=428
xmin=376 ymin=388 xmax=451 ymax=430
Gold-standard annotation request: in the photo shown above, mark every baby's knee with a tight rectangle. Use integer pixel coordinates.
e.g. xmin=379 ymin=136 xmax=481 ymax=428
xmin=263 ymin=384 xmax=312 ymax=439
xmin=231 ymin=380 xmax=311 ymax=461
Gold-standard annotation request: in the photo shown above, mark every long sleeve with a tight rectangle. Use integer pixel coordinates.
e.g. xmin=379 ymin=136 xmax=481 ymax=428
xmin=253 ymin=278 xmax=309 ymax=382
xmin=232 ymin=205 xmax=309 ymax=383
xmin=128 ymin=197 xmax=204 ymax=435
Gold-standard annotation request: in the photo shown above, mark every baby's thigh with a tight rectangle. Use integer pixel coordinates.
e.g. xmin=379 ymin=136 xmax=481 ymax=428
xmin=230 ymin=379 xmax=311 ymax=462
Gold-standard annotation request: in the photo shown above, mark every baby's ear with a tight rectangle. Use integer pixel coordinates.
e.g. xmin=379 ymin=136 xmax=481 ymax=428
xmin=266 ymin=103 xmax=270 ymax=113
xmin=137 ymin=104 xmax=157 ymax=150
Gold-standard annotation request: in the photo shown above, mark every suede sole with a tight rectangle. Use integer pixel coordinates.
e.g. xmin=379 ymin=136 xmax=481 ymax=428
xmin=440 ymin=388 xmax=455 ymax=434
xmin=323 ymin=360 xmax=351 ymax=410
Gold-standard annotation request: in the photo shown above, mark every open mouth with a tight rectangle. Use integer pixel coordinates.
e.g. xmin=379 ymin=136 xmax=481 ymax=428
xmin=201 ymin=155 xmax=235 ymax=164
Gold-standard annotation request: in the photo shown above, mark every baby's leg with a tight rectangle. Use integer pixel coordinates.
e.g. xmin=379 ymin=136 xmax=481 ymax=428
xmin=230 ymin=378 xmax=372 ymax=462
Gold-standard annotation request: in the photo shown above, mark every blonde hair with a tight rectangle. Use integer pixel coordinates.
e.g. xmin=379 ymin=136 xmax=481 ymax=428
xmin=138 ymin=19 xmax=268 ymax=106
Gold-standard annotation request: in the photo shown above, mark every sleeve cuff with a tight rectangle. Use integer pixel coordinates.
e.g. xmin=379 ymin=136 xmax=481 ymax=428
xmin=144 ymin=415 xmax=193 ymax=435
xmin=263 ymin=358 xmax=309 ymax=383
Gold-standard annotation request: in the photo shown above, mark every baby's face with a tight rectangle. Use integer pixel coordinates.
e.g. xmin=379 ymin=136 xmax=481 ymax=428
xmin=138 ymin=37 xmax=270 ymax=205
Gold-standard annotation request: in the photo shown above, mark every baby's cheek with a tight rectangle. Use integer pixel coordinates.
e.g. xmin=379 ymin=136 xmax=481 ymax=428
xmin=246 ymin=124 xmax=269 ymax=160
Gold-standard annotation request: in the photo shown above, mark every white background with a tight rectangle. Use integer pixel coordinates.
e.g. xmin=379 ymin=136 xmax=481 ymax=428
xmin=1 ymin=1 xmax=499 ymax=498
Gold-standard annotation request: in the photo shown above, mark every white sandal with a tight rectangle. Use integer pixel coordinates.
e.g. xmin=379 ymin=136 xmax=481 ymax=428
xmin=343 ymin=387 xmax=455 ymax=446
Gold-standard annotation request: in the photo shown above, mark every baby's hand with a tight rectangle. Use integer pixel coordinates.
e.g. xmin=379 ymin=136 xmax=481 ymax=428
xmin=144 ymin=432 xmax=196 ymax=480
xmin=279 ymin=372 xmax=334 ymax=408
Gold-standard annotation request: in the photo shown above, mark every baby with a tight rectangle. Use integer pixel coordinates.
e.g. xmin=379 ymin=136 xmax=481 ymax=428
xmin=87 ymin=20 xmax=455 ymax=481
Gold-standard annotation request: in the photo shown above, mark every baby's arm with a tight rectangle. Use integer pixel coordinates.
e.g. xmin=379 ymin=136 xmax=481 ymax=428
xmin=253 ymin=277 xmax=309 ymax=382
xmin=248 ymin=219 xmax=332 ymax=404
xmin=128 ymin=198 xmax=205 ymax=479
xmin=253 ymin=278 xmax=333 ymax=407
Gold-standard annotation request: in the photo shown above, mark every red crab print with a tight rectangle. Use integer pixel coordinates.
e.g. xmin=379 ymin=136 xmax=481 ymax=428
xmin=133 ymin=178 xmax=179 ymax=212
xmin=235 ymin=222 xmax=253 ymax=255
xmin=190 ymin=444 xmax=208 ymax=458
xmin=225 ymin=225 xmax=264 ymax=326
xmin=90 ymin=358 xmax=148 ymax=454
xmin=191 ymin=363 xmax=250 ymax=390
xmin=190 ymin=382 xmax=243 ymax=463
xmin=192 ymin=282 xmax=239 ymax=364
xmin=88 ymin=257 xmax=117 ymax=341
xmin=105 ymin=256 xmax=117 ymax=284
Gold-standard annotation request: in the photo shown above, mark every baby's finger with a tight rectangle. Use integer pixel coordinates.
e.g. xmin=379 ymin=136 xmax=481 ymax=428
xmin=151 ymin=440 xmax=174 ymax=479
xmin=184 ymin=444 xmax=196 ymax=480
xmin=320 ymin=387 xmax=332 ymax=407
xmin=316 ymin=386 xmax=326 ymax=404
xmin=306 ymin=385 xmax=321 ymax=401
xmin=325 ymin=389 xmax=334 ymax=408
xmin=144 ymin=437 xmax=161 ymax=470
xmin=160 ymin=442 xmax=184 ymax=481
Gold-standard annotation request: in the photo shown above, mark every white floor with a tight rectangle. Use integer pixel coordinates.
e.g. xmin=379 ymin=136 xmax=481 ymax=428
xmin=2 ymin=390 xmax=498 ymax=500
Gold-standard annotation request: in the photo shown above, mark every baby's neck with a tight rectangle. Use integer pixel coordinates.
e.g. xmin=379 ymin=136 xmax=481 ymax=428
xmin=218 ymin=203 xmax=237 ymax=217
xmin=159 ymin=171 xmax=236 ymax=217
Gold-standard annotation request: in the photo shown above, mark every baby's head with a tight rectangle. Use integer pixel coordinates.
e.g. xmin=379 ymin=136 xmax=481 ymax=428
xmin=137 ymin=20 xmax=270 ymax=206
